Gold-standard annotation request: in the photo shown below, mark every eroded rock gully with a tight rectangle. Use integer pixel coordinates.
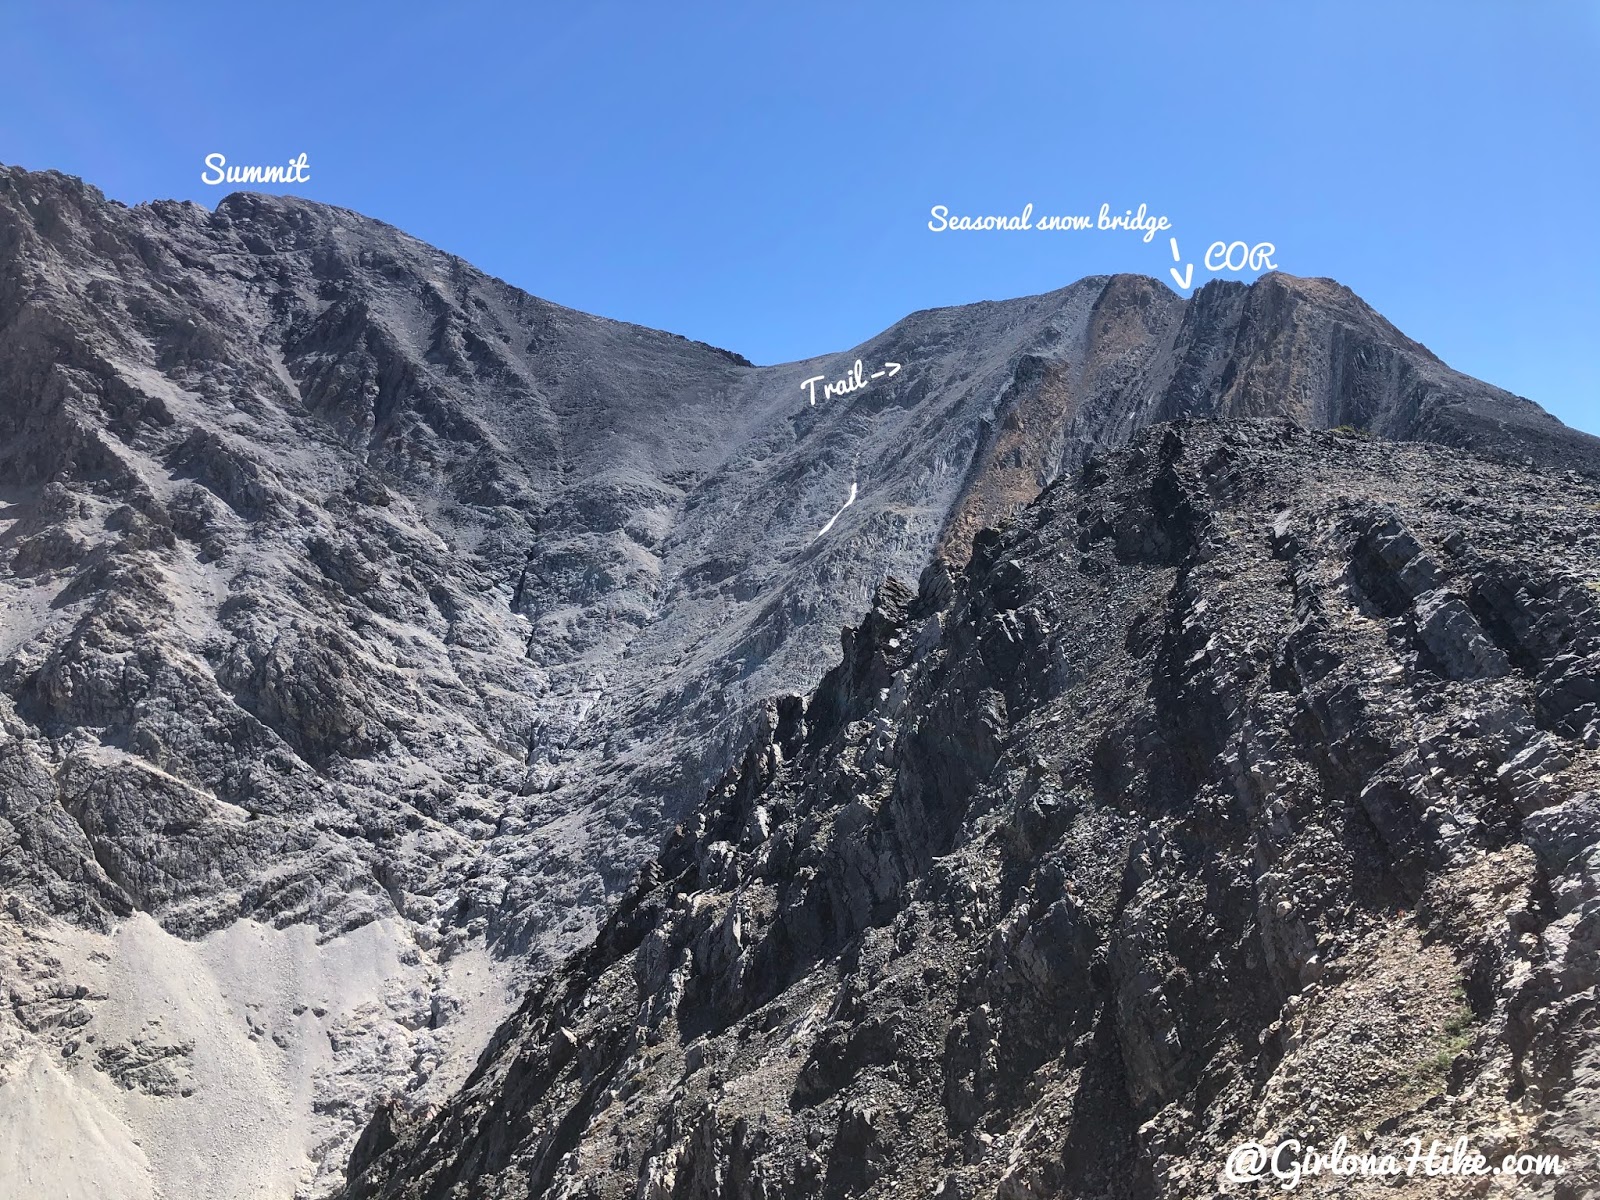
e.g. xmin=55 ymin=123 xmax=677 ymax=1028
xmin=4 ymin=162 xmax=1600 ymax=1197
xmin=342 ymin=421 xmax=1600 ymax=1200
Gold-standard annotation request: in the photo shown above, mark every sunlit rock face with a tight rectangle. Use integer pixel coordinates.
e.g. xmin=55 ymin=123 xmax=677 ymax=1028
xmin=344 ymin=422 xmax=1600 ymax=1200
xmin=1 ymin=162 xmax=1596 ymax=1198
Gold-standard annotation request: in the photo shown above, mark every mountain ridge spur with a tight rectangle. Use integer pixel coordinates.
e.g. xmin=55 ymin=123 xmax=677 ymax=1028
xmin=0 ymin=162 xmax=1596 ymax=1198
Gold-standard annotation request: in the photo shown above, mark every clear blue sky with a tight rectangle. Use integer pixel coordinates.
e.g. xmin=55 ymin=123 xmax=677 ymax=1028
xmin=5 ymin=1 xmax=1597 ymax=433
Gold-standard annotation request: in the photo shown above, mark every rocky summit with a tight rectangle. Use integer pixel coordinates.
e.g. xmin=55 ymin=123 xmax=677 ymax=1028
xmin=0 ymin=162 xmax=1597 ymax=1198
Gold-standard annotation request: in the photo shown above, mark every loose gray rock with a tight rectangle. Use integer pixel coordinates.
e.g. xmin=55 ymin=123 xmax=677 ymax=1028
xmin=340 ymin=422 xmax=1600 ymax=1200
xmin=3 ymin=162 xmax=1599 ymax=1198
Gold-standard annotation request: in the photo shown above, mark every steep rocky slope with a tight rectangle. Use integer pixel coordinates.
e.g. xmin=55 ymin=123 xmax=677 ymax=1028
xmin=342 ymin=420 xmax=1600 ymax=1199
xmin=1 ymin=160 xmax=1597 ymax=1197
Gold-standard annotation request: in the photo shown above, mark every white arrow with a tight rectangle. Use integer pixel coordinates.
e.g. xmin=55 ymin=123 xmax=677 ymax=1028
xmin=1170 ymin=237 xmax=1181 ymax=262
xmin=884 ymin=361 xmax=901 ymax=377
xmin=1169 ymin=263 xmax=1193 ymax=290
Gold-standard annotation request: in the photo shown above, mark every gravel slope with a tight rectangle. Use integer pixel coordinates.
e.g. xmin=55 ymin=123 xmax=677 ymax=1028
xmin=1 ymin=164 xmax=1596 ymax=1197
xmin=343 ymin=421 xmax=1600 ymax=1200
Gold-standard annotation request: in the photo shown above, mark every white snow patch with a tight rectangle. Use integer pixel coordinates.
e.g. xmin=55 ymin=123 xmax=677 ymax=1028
xmin=815 ymin=481 xmax=858 ymax=538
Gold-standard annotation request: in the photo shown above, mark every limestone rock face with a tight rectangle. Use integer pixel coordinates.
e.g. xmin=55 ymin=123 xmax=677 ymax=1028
xmin=342 ymin=423 xmax=1600 ymax=1200
xmin=1 ymin=161 xmax=1598 ymax=1197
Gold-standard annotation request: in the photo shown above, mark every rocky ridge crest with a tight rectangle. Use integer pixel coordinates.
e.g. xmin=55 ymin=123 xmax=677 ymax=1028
xmin=344 ymin=421 xmax=1600 ymax=1199
xmin=2 ymin=161 xmax=1598 ymax=1196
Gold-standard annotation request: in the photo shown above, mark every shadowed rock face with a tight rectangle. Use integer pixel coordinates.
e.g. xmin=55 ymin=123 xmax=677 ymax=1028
xmin=0 ymin=162 xmax=1597 ymax=1197
xmin=341 ymin=421 xmax=1600 ymax=1200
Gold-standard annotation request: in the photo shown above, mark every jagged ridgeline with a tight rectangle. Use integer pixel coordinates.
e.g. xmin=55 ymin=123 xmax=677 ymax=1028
xmin=342 ymin=422 xmax=1600 ymax=1200
xmin=1 ymin=161 xmax=1598 ymax=1199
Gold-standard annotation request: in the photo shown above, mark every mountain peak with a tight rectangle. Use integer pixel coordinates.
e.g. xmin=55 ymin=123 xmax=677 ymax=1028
xmin=1 ymin=165 xmax=1596 ymax=1198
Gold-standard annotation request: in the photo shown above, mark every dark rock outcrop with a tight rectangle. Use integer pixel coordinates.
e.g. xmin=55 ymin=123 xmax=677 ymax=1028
xmin=342 ymin=422 xmax=1600 ymax=1199
xmin=2 ymin=160 xmax=1598 ymax=1196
